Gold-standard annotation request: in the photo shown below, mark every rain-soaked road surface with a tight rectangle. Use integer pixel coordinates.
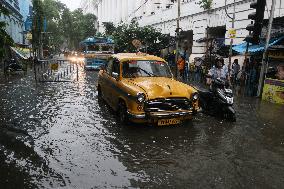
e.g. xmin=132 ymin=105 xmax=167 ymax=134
xmin=0 ymin=64 xmax=284 ymax=189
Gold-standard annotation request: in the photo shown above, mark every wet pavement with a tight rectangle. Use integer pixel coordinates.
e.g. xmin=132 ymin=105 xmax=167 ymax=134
xmin=0 ymin=63 xmax=284 ymax=189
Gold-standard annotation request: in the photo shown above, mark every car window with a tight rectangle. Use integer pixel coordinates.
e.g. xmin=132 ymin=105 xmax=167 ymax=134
xmin=122 ymin=60 xmax=172 ymax=78
xmin=107 ymin=59 xmax=113 ymax=75
xmin=112 ymin=59 xmax=120 ymax=75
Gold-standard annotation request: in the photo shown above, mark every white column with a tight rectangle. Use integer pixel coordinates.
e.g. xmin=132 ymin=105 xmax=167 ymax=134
xmin=108 ymin=0 xmax=111 ymax=21
xmin=120 ymin=0 xmax=125 ymax=22
xmin=104 ymin=0 xmax=107 ymax=22
xmin=110 ymin=0 xmax=113 ymax=23
xmin=115 ymin=0 xmax=119 ymax=24
xmin=125 ymin=0 xmax=129 ymax=22
xmin=119 ymin=0 xmax=123 ymax=23
xmin=101 ymin=0 xmax=103 ymax=21
xmin=105 ymin=0 xmax=108 ymax=21
xmin=113 ymin=0 xmax=117 ymax=24
xmin=99 ymin=0 xmax=103 ymax=32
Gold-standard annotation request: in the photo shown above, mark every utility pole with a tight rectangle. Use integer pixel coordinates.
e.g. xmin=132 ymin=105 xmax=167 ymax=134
xmin=175 ymin=0 xmax=181 ymax=78
xmin=257 ymin=0 xmax=276 ymax=97
xmin=228 ymin=0 xmax=236 ymax=75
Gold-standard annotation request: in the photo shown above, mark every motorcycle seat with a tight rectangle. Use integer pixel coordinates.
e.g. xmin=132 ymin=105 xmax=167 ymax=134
xmin=195 ymin=86 xmax=213 ymax=98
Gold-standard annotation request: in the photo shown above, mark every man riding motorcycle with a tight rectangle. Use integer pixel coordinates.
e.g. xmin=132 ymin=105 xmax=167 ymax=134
xmin=199 ymin=58 xmax=236 ymax=121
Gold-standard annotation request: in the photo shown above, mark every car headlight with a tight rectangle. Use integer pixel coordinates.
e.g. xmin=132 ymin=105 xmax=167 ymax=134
xmin=191 ymin=92 xmax=199 ymax=102
xmin=137 ymin=93 xmax=146 ymax=103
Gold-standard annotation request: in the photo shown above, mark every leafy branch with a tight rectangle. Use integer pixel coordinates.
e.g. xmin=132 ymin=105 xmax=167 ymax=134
xmin=197 ymin=0 xmax=213 ymax=10
xmin=0 ymin=4 xmax=14 ymax=60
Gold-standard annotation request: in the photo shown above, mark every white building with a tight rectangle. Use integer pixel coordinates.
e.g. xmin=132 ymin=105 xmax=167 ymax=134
xmin=81 ymin=0 xmax=284 ymax=59
xmin=0 ymin=0 xmax=32 ymax=45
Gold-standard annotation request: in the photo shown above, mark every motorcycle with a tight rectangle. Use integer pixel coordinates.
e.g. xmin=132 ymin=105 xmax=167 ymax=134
xmin=4 ymin=59 xmax=23 ymax=73
xmin=198 ymin=77 xmax=236 ymax=122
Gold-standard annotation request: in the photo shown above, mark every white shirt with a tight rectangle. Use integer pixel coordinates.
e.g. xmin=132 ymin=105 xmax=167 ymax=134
xmin=208 ymin=65 xmax=228 ymax=79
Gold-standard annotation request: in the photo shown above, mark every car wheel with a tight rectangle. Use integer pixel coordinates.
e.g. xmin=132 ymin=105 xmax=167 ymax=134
xmin=118 ymin=101 xmax=129 ymax=125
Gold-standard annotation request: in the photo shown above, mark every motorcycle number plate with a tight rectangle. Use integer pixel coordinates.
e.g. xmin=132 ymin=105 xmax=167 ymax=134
xmin=227 ymin=97 xmax=233 ymax=104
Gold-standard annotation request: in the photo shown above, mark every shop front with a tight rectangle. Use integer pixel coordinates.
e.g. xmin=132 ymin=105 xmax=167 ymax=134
xmin=262 ymin=46 xmax=284 ymax=104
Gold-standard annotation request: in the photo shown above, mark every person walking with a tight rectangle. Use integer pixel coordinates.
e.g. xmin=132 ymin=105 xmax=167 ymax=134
xmin=177 ymin=54 xmax=186 ymax=81
xmin=232 ymin=59 xmax=240 ymax=85
xmin=247 ymin=59 xmax=258 ymax=96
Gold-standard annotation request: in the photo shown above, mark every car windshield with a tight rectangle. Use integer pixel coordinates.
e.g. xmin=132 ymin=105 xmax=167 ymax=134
xmin=122 ymin=60 xmax=172 ymax=78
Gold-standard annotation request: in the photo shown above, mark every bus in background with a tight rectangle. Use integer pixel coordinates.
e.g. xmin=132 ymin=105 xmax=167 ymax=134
xmin=79 ymin=37 xmax=114 ymax=70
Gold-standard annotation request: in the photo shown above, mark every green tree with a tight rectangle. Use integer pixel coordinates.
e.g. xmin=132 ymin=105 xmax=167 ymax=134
xmin=0 ymin=4 xmax=14 ymax=61
xmin=32 ymin=0 xmax=44 ymax=57
xmin=60 ymin=8 xmax=73 ymax=49
xmin=32 ymin=0 xmax=98 ymax=52
xmin=111 ymin=21 xmax=170 ymax=54
xmin=103 ymin=22 xmax=116 ymax=36
xmin=82 ymin=13 xmax=97 ymax=37
xmin=198 ymin=0 xmax=213 ymax=10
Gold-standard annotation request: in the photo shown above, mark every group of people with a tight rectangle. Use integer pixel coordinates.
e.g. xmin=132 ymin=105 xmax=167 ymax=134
xmin=165 ymin=51 xmax=264 ymax=96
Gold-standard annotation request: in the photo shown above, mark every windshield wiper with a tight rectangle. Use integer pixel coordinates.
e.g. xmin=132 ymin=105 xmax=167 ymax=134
xmin=138 ymin=67 xmax=157 ymax=77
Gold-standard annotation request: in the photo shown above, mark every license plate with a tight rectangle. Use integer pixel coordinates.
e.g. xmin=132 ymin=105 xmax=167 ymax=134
xmin=158 ymin=118 xmax=181 ymax=126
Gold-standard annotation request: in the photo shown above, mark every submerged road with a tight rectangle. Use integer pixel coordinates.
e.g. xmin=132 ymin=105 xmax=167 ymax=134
xmin=0 ymin=64 xmax=284 ymax=189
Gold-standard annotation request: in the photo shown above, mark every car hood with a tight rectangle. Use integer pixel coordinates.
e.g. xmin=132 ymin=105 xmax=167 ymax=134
xmin=124 ymin=77 xmax=195 ymax=100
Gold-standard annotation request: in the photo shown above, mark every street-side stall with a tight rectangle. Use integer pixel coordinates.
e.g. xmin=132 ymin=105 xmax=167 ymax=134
xmin=262 ymin=46 xmax=284 ymax=104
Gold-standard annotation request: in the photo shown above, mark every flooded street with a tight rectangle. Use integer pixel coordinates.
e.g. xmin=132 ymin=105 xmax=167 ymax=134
xmin=0 ymin=66 xmax=284 ymax=189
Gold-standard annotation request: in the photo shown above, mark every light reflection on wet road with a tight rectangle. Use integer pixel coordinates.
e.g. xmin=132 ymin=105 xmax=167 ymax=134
xmin=0 ymin=66 xmax=284 ymax=189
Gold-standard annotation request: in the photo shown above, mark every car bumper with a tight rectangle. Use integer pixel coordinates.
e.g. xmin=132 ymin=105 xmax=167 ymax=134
xmin=127 ymin=110 xmax=196 ymax=123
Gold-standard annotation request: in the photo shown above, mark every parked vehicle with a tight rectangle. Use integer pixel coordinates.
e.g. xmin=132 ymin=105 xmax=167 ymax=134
xmin=4 ymin=59 xmax=24 ymax=73
xmin=79 ymin=37 xmax=114 ymax=70
xmin=97 ymin=53 xmax=200 ymax=126
xmin=198 ymin=78 xmax=236 ymax=121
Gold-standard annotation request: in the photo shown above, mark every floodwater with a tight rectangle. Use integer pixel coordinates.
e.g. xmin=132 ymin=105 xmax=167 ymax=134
xmin=0 ymin=65 xmax=284 ymax=189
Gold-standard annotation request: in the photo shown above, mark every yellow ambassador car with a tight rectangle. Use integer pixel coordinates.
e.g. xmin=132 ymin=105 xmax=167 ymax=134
xmin=97 ymin=53 xmax=199 ymax=126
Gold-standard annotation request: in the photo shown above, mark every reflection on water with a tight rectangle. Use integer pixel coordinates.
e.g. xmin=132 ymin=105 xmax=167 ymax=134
xmin=0 ymin=67 xmax=284 ymax=188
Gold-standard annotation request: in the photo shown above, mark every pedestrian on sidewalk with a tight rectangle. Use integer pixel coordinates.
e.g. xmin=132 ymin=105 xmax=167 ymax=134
xmin=189 ymin=62 xmax=195 ymax=81
xmin=177 ymin=54 xmax=186 ymax=81
xmin=232 ymin=59 xmax=240 ymax=85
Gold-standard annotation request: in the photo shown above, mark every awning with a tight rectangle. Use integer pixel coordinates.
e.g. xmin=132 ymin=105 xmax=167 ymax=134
xmin=232 ymin=35 xmax=284 ymax=54
xmin=10 ymin=47 xmax=31 ymax=60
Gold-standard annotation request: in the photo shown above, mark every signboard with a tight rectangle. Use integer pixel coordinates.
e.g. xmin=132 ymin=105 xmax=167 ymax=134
xmin=132 ymin=39 xmax=142 ymax=49
xmin=50 ymin=62 xmax=59 ymax=70
xmin=268 ymin=50 xmax=284 ymax=59
xmin=27 ymin=32 xmax=32 ymax=40
xmin=228 ymin=29 xmax=236 ymax=39
xmin=262 ymin=78 xmax=284 ymax=104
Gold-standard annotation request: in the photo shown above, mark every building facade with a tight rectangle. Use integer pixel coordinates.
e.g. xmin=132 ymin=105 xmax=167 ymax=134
xmin=81 ymin=0 xmax=284 ymax=59
xmin=0 ymin=0 xmax=32 ymax=45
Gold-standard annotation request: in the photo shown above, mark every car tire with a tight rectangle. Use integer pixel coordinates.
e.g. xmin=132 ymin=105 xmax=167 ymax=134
xmin=118 ymin=101 xmax=129 ymax=125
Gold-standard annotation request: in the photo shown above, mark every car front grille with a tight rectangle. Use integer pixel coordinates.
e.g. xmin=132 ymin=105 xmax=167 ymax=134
xmin=144 ymin=97 xmax=192 ymax=112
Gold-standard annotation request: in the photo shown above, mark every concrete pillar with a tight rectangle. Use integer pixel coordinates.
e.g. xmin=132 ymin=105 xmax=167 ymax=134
xmin=119 ymin=0 xmax=123 ymax=23
xmin=125 ymin=0 xmax=129 ymax=22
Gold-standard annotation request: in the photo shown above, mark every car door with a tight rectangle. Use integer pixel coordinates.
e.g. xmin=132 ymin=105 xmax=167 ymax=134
xmin=107 ymin=59 xmax=121 ymax=109
xmin=100 ymin=59 xmax=113 ymax=102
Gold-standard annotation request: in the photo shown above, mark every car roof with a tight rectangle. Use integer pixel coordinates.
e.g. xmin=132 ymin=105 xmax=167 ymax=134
xmin=112 ymin=53 xmax=166 ymax=62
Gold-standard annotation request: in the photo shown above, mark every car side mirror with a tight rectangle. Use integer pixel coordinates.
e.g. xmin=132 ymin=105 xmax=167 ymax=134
xmin=112 ymin=72 xmax=119 ymax=80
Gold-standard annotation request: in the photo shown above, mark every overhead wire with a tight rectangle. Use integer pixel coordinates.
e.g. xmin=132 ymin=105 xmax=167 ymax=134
xmin=128 ymin=0 xmax=149 ymax=18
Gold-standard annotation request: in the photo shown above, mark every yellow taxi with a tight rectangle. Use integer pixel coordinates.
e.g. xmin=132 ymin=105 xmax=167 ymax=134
xmin=97 ymin=53 xmax=199 ymax=126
